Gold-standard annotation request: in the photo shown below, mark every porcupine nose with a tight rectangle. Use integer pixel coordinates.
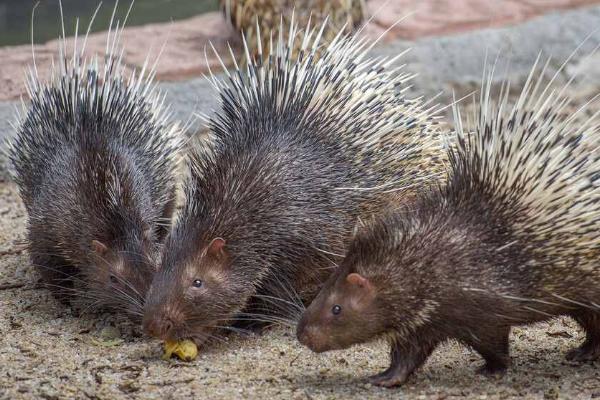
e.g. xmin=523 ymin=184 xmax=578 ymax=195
xmin=297 ymin=318 xmax=321 ymax=351
xmin=143 ymin=315 xmax=175 ymax=339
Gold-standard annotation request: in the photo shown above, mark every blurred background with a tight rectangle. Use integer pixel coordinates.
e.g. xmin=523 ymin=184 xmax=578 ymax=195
xmin=1 ymin=0 xmax=599 ymax=101
xmin=0 ymin=0 xmax=217 ymax=46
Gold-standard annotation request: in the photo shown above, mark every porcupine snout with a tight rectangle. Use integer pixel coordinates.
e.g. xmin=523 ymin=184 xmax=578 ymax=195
xmin=297 ymin=316 xmax=328 ymax=353
xmin=143 ymin=312 xmax=177 ymax=340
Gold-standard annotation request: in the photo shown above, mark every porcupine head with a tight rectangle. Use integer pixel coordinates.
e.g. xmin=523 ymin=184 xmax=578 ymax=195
xmin=142 ymin=221 xmax=245 ymax=344
xmin=82 ymin=219 xmax=160 ymax=312
xmin=297 ymin=216 xmax=398 ymax=353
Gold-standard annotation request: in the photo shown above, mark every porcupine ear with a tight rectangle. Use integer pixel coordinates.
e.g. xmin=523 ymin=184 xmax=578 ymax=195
xmin=346 ymin=273 xmax=370 ymax=290
xmin=207 ymin=237 xmax=227 ymax=260
xmin=91 ymin=240 xmax=109 ymax=255
xmin=346 ymin=273 xmax=376 ymax=308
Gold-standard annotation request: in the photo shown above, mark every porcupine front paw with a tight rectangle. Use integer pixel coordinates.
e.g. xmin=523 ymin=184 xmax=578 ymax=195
xmin=368 ymin=338 xmax=437 ymax=388
xmin=567 ymin=312 xmax=600 ymax=362
xmin=476 ymin=360 xmax=508 ymax=377
xmin=566 ymin=341 xmax=600 ymax=362
xmin=368 ymin=368 xmax=410 ymax=387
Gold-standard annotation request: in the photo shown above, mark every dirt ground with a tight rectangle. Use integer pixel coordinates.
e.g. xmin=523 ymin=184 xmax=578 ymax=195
xmin=0 ymin=174 xmax=599 ymax=399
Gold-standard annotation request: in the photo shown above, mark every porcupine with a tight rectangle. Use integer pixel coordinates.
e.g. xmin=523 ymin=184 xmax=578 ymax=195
xmin=9 ymin=8 xmax=181 ymax=318
xmin=221 ymin=0 xmax=366 ymax=58
xmin=297 ymin=57 xmax=600 ymax=387
xmin=142 ymin=18 xmax=445 ymax=346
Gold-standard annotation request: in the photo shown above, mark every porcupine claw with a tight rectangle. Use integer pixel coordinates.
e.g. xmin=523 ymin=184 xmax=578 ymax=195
xmin=368 ymin=370 xmax=410 ymax=388
xmin=566 ymin=342 xmax=600 ymax=362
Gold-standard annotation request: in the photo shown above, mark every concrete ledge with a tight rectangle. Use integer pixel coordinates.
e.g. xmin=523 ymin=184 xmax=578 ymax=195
xmin=368 ymin=0 xmax=600 ymax=40
xmin=379 ymin=4 xmax=600 ymax=97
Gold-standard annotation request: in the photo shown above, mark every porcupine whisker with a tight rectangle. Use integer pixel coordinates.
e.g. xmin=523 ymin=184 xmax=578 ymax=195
xmin=182 ymin=323 xmax=228 ymax=344
xmin=230 ymin=314 xmax=296 ymax=328
xmin=110 ymin=279 xmax=144 ymax=311
xmin=57 ymin=288 xmax=135 ymax=318
xmin=211 ymin=325 xmax=253 ymax=336
xmin=495 ymin=293 xmax=563 ymax=307
xmin=258 ymin=288 xmax=302 ymax=317
xmin=43 ymin=284 xmax=107 ymax=303
xmin=549 ymin=293 xmax=596 ymax=309
xmin=244 ymin=304 xmax=301 ymax=324
xmin=78 ymin=299 xmax=114 ymax=317
xmin=201 ymin=315 xmax=270 ymax=326
xmin=227 ymin=309 xmax=297 ymax=325
xmin=202 ymin=333 xmax=227 ymax=345
xmin=81 ymin=274 xmax=144 ymax=314
xmin=253 ymin=294 xmax=304 ymax=312
xmin=118 ymin=280 xmax=145 ymax=307
xmin=493 ymin=313 xmax=524 ymax=322
xmin=241 ymin=287 xmax=299 ymax=318
xmin=29 ymin=262 xmax=87 ymax=284
xmin=520 ymin=306 xmax=557 ymax=318
xmin=263 ymin=270 xmax=305 ymax=309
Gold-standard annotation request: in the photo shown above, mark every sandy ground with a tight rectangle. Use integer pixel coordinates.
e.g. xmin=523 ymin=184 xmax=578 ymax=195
xmin=0 ymin=176 xmax=600 ymax=399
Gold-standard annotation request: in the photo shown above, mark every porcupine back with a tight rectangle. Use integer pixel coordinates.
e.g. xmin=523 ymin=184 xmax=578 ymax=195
xmin=204 ymin=17 xmax=445 ymax=203
xmin=220 ymin=0 xmax=366 ymax=58
xmin=9 ymin=10 xmax=181 ymax=311
xmin=148 ymin=16 xmax=445 ymax=333
xmin=448 ymin=58 xmax=600 ymax=276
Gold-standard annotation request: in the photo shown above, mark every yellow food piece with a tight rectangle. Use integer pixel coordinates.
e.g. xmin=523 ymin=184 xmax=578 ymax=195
xmin=162 ymin=339 xmax=198 ymax=361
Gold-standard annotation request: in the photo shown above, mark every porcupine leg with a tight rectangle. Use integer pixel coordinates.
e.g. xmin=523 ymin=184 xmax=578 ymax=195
xmin=566 ymin=311 xmax=600 ymax=362
xmin=231 ymin=296 xmax=274 ymax=334
xmin=369 ymin=337 xmax=437 ymax=388
xmin=465 ymin=325 xmax=511 ymax=375
xmin=31 ymin=252 xmax=76 ymax=305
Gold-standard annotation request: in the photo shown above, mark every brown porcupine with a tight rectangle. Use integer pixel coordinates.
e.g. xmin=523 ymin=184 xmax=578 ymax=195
xmin=221 ymin=0 xmax=366 ymax=58
xmin=9 ymin=9 xmax=182 ymax=318
xmin=297 ymin=57 xmax=600 ymax=387
xmin=142 ymin=18 xmax=445 ymax=346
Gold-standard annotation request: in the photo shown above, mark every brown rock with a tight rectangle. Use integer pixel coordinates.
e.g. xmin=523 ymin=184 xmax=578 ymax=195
xmin=0 ymin=12 xmax=238 ymax=101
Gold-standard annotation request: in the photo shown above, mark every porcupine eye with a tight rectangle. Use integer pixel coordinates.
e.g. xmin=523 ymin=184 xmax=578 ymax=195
xmin=109 ymin=275 xmax=118 ymax=284
xmin=192 ymin=279 xmax=203 ymax=288
xmin=332 ymin=305 xmax=342 ymax=315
